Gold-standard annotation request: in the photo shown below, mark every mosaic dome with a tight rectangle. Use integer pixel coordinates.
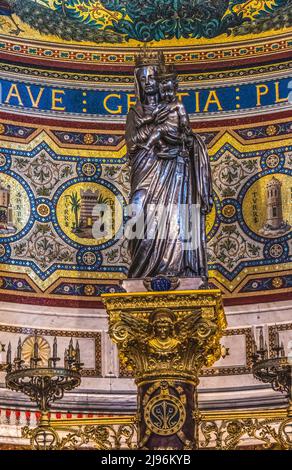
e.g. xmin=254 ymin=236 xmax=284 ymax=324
xmin=0 ymin=0 xmax=291 ymax=45
xmin=0 ymin=0 xmax=291 ymax=306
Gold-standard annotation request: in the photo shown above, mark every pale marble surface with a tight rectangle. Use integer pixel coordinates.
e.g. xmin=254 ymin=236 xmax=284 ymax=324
xmin=121 ymin=278 xmax=203 ymax=292
xmin=0 ymin=298 xmax=291 ymax=412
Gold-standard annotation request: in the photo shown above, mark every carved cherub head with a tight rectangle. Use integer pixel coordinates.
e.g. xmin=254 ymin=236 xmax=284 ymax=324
xmin=150 ymin=309 xmax=176 ymax=340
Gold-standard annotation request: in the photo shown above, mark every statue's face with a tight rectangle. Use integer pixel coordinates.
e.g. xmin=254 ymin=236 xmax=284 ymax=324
xmin=160 ymin=79 xmax=176 ymax=103
xmin=155 ymin=320 xmax=171 ymax=340
xmin=136 ymin=66 xmax=159 ymax=98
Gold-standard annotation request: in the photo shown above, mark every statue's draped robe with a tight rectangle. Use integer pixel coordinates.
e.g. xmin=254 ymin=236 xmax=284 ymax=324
xmin=126 ymin=101 xmax=212 ymax=279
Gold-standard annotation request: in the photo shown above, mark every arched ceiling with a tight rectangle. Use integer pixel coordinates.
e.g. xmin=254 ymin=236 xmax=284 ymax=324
xmin=0 ymin=0 xmax=291 ymax=47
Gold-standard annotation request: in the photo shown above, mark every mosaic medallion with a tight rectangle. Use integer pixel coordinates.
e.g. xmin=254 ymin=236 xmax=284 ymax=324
xmin=0 ymin=174 xmax=30 ymax=238
xmin=242 ymin=174 xmax=292 ymax=239
xmin=37 ymin=203 xmax=51 ymax=217
xmin=266 ymin=154 xmax=280 ymax=169
xmin=82 ymin=163 xmax=97 ymax=177
xmin=56 ymin=182 xmax=123 ymax=247
xmin=222 ymin=204 xmax=236 ymax=218
xmin=269 ymin=244 xmax=284 ymax=258
xmin=82 ymin=251 xmax=97 ymax=266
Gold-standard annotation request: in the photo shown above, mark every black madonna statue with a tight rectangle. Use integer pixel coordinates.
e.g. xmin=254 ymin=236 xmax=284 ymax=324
xmin=125 ymin=50 xmax=213 ymax=285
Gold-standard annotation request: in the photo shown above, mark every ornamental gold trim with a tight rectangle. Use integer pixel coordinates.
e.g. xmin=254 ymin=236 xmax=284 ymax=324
xmin=47 ymin=408 xmax=288 ymax=428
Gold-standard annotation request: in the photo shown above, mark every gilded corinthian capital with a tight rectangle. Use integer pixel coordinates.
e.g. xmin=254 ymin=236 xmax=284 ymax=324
xmin=103 ymin=290 xmax=226 ymax=382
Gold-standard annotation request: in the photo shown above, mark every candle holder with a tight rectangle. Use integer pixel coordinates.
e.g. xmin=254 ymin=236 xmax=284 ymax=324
xmin=253 ymin=357 xmax=291 ymax=396
xmin=5 ymin=335 xmax=83 ymax=430
xmin=250 ymin=326 xmax=292 ymax=449
xmin=252 ymin=356 xmax=292 ymax=449
xmin=251 ymin=326 xmax=290 ymax=411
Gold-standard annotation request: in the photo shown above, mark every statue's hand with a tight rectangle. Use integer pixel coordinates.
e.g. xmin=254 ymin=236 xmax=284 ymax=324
xmin=155 ymin=104 xmax=170 ymax=124
xmin=182 ymin=132 xmax=193 ymax=149
xmin=136 ymin=116 xmax=142 ymax=128
xmin=184 ymin=126 xmax=192 ymax=136
xmin=201 ymin=196 xmax=214 ymax=215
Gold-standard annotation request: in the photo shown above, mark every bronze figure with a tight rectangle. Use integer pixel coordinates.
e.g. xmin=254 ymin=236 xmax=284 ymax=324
xmin=125 ymin=51 xmax=213 ymax=282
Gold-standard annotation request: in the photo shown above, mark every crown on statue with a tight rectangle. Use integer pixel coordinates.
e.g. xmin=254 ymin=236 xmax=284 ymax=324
xmin=135 ymin=44 xmax=165 ymax=68
xmin=158 ymin=63 xmax=177 ymax=81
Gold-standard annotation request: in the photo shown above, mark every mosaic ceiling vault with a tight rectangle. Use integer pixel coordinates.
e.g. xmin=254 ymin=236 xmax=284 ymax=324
xmin=0 ymin=0 xmax=291 ymax=44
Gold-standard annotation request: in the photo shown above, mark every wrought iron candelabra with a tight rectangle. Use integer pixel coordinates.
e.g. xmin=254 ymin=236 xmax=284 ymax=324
xmin=5 ymin=334 xmax=82 ymax=430
xmin=3 ymin=327 xmax=292 ymax=450
xmin=195 ymin=327 xmax=292 ymax=451
xmin=250 ymin=327 xmax=292 ymax=449
xmin=251 ymin=326 xmax=291 ymax=414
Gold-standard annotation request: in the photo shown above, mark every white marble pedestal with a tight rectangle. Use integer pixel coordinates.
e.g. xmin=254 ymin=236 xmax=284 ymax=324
xmin=121 ymin=277 xmax=204 ymax=292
